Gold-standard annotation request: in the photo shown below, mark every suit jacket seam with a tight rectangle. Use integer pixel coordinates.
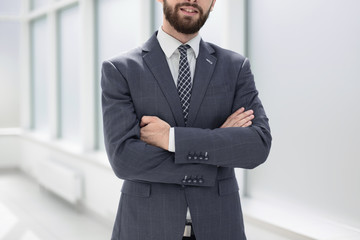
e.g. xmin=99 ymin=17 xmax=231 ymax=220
xmin=105 ymin=59 xmax=127 ymax=81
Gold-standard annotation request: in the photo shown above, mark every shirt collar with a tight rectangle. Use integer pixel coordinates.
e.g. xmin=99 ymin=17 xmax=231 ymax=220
xmin=157 ymin=27 xmax=201 ymax=59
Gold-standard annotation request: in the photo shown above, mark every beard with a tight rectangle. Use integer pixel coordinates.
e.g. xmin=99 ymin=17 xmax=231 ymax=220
xmin=163 ymin=0 xmax=212 ymax=35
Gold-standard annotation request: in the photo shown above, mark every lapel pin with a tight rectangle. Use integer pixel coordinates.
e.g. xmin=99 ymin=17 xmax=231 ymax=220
xmin=206 ymin=58 xmax=213 ymax=65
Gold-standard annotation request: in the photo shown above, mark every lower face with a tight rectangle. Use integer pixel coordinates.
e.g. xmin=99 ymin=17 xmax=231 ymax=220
xmin=163 ymin=0 xmax=213 ymax=35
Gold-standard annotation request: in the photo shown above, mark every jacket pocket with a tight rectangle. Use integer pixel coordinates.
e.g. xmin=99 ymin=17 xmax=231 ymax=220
xmin=218 ymin=177 xmax=239 ymax=196
xmin=121 ymin=180 xmax=151 ymax=198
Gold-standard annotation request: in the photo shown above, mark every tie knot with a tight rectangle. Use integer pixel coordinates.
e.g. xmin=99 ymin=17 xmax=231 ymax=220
xmin=178 ymin=44 xmax=190 ymax=56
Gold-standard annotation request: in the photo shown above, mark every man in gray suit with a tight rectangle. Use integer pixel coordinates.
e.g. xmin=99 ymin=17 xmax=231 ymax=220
xmin=101 ymin=0 xmax=271 ymax=239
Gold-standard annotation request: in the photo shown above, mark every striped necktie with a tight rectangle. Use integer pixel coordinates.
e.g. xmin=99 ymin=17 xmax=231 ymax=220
xmin=177 ymin=44 xmax=192 ymax=125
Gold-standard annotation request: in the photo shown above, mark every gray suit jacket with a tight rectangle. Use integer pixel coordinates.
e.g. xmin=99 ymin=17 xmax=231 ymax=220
xmin=101 ymin=32 xmax=271 ymax=240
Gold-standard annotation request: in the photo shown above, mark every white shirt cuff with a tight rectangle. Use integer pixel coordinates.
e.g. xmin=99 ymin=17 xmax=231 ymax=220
xmin=168 ymin=127 xmax=175 ymax=152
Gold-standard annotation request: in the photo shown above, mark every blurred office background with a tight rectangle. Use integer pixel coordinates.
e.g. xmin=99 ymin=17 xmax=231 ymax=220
xmin=0 ymin=0 xmax=360 ymax=239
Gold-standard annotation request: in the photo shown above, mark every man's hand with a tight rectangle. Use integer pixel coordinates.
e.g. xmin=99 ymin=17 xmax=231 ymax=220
xmin=221 ymin=107 xmax=254 ymax=128
xmin=140 ymin=116 xmax=170 ymax=150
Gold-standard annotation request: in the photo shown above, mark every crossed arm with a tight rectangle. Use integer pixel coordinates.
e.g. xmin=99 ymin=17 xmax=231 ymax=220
xmin=140 ymin=107 xmax=255 ymax=151
xmin=102 ymin=58 xmax=271 ymax=186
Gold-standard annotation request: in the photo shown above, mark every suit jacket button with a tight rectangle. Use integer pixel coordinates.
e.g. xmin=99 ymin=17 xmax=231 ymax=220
xmin=182 ymin=176 xmax=188 ymax=183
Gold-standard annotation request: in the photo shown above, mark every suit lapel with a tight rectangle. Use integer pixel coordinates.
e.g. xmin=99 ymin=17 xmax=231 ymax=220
xmin=142 ymin=34 xmax=186 ymax=127
xmin=142 ymin=35 xmax=217 ymax=127
xmin=187 ymin=40 xmax=217 ymax=126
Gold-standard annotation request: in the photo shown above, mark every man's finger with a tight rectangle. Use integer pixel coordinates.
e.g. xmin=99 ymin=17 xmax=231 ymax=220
xmin=221 ymin=108 xmax=254 ymax=128
xmin=232 ymin=110 xmax=253 ymax=122
xmin=222 ymin=108 xmax=245 ymax=127
xmin=235 ymin=114 xmax=254 ymax=127
xmin=228 ymin=107 xmax=245 ymax=120
xmin=140 ymin=128 xmax=146 ymax=141
xmin=140 ymin=118 xmax=148 ymax=127
xmin=243 ymin=109 xmax=254 ymax=116
xmin=140 ymin=116 xmax=156 ymax=127
xmin=229 ymin=110 xmax=253 ymax=126
xmin=242 ymin=121 xmax=252 ymax=128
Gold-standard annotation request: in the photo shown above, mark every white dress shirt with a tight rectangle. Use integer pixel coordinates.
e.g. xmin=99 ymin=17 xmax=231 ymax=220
xmin=157 ymin=27 xmax=201 ymax=223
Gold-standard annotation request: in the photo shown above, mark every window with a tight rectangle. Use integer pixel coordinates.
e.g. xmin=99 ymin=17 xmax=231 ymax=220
xmin=58 ymin=5 xmax=81 ymax=144
xmin=0 ymin=1 xmax=22 ymax=15
xmin=0 ymin=21 xmax=21 ymax=128
xmin=31 ymin=0 xmax=51 ymax=11
xmin=31 ymin=17 xmax=49 ymax=133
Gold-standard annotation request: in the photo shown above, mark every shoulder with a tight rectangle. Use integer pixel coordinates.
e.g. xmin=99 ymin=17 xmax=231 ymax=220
xmin=101 ymin=46 xmax=149 ymax=79
xmin=103 ymin=47 xmax=143 ymax=70
xmin=203 ymin=41 xmax=249 ymax=72
xmin=102 ymin=33 xmax=159 ymax=72
xmin=206 ymin=42 xmax=247 ymax=62
xmin=105 ymin=32 xmax=160 ymax=67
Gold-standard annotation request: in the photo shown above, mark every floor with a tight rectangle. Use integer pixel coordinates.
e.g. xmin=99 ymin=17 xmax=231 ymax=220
xmin=0 ymin=170 xmax=112 ymax=240
xmin=0 ymin=170 xmax=290 ymax=240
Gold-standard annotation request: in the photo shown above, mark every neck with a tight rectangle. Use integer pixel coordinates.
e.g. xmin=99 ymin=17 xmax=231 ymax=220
xmin=161 ymin=21 xmax=198 ymax=44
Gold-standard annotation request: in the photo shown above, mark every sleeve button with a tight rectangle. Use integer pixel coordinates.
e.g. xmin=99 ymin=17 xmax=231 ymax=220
xmin=204 ymin=152 xmax=209 ymax=161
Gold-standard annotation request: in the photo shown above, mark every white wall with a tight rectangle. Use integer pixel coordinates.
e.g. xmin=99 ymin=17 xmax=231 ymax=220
xmin=19 ymin=136 xmax=120 ymax=221
xmin=248 ymin=0 xmax=360 ymax=228
xmin=0 ymin=134 xmax=21 ymax=168
xmin=201 ymin=0 xmax=246 ymax=54
xmin=0 ymin=132 xmax=120 ymax=222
